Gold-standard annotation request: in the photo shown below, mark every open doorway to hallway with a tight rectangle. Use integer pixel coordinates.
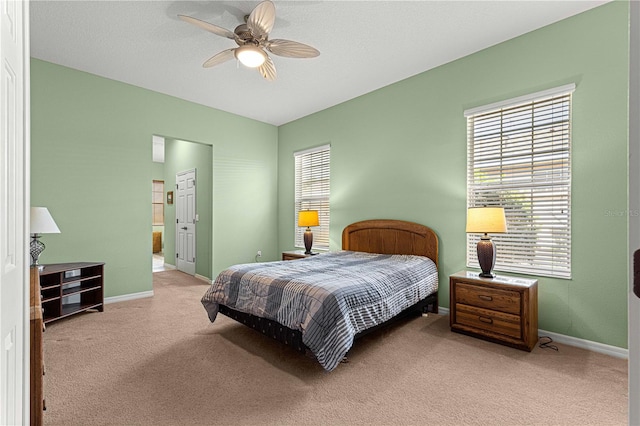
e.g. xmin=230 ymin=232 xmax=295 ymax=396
xmin=150 ymin=134 xmax=213 ymax=280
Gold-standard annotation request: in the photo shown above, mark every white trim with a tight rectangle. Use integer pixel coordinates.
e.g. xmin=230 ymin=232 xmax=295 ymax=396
xmin=437 ymin=309 xmax=627 ymax=359
xmin=163 ymin=263 xmax=176 ymax=270
xmin=464 ymin=83 xmax=576 ymax=117
xmin=628 ymin=2 xmax=640 ymax=424
xmin=195 ymin=274 xmax=212 ymax=284
xmin=293 ymin=143 xmax=330 ymax=158
xmin=538 ymin=329 xmax=628 ymax=359
xmin=104 ymin=290 xmax=154 ymax=305
xmin=23 ymin=2 xmax=32 ymax=422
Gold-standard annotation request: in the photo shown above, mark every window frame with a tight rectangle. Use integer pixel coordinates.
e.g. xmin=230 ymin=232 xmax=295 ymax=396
xmin=294 ymin=144 xmax=330 ymax=250
xmin=465 ymin=84 xmax=575 ymax=279
xmin=152 ymin=180 xmax=164 ymax=226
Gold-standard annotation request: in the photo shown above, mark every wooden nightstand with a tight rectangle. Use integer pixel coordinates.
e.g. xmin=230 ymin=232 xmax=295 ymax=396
xmin=449 ymin=270 xmax=538 ymax=351
xmin=282 ymin=250 xmax=312 ymax=261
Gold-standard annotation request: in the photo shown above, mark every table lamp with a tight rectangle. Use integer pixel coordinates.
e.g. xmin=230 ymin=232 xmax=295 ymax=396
xmin=298 ymin=210 xmax=319 ymax=255
xmin=30 ymin=207 xmax=61 ymax=270
xmin=466 ymin=207 xmax=506 ymax=278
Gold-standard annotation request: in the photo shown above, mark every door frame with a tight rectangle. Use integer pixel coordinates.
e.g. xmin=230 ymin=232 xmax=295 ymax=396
xmin=0 ymin=0 xmax=30 ymax=422
xmin=629 ymin=1 xmax=639 ymax=423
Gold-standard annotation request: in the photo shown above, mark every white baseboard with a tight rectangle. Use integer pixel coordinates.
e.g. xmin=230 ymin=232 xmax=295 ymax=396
xmin=163 ymin=263 xmax=176 ymax=270
xmin=104 ymin=290 xmax=154 ymax=305
xmin=436 ymin=306 xmax=628 ymax=359
xmin=104 ymin=272 xmax=208 ymax=306
xmin=538 ymin=329 xmax=628 ymax=359
xmin=195 ymin=274 xmax=212 ymax=284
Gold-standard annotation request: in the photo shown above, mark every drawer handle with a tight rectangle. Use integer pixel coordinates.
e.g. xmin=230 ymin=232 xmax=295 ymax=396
xmin=478 ymin=295 xmax=493 ymax=302
xmin=478 ymin=316 xmax=493 ymax=324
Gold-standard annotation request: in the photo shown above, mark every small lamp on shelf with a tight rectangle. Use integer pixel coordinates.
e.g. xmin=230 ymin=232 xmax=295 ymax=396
xmin=466 ymin=206 xmax=506 ymax=278
xmin=298 ymin=210 xmax=319 ymax=255
xmin=30 ymin=207 xmax=61 ymax=271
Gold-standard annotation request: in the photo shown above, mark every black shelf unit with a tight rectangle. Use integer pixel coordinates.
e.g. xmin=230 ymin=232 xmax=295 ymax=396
xmin=39 ymin=262 xmax=105 ymax=323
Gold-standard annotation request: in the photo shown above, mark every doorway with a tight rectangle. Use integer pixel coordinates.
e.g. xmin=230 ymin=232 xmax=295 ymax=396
xmin=150 ymin=136 xmax=212 ymax=280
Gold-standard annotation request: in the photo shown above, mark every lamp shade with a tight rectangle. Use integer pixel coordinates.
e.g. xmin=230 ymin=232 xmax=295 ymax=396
xmin=466 ymin=207 xmax=506 ymax=234
xmin=298 ymin=210 xmax=319 ymax=227
xmin=30 ymin=207 xmax=61 ymax=234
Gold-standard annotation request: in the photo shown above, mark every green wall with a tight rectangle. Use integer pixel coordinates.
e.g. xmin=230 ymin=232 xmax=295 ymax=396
xmin=162 ymin=138 xmax=213 ymax=279
xmin=277 ymin=2 xmax=629 ymax=348
xmin=31 ymin=59 xmax=279 ymax=297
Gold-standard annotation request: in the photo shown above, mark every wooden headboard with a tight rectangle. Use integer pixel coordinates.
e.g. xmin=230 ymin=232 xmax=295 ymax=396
xmin=341 ymin=219 xmax=438 ymax=267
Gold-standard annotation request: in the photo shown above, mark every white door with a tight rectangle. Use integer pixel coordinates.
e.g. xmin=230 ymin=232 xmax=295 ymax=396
xmin=176 ymin=169 xmax=196 ymax=275
xmin=629 ymin=2 xmax=639 ymax=424
xmin=0 ymin=0 xmax=29 ymax=423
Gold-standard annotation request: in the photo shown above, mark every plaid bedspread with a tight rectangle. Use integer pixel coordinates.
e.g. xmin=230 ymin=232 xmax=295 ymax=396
xmin=201 ymin=251 xmax=438 ymax=371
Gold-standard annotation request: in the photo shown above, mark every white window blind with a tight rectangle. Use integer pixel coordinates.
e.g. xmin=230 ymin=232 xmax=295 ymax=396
xmin=294 ymin=144 xmax=330 ymax=250
xmin=465 ymin=84 xmax=574 ymax=279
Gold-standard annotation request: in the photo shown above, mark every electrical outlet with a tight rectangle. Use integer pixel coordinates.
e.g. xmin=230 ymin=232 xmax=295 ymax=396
xmin=257 ymin=250 xmax=262 ymax=257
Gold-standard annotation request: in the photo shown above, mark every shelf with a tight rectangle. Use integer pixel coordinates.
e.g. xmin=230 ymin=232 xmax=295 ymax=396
xmin=62 ymin=283 xmax=101 ymax=297
xmin=62 ymin=273 xmax=102 ymax=285
xmin=60 ymin=302 xmax=103 ymax=317
xmin=41 ymin=283 xmax=60 ymax=291
xmin=39 ymin=262 xmax=104 ymax=324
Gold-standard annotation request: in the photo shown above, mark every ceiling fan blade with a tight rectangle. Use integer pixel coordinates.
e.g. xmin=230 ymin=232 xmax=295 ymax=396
xmin=247 ymin=1 xmax=275 ymax=39
xmin=258 ymin=56 xmax=277 ymax=81
xmin=203 ymin=48 xmax=236 ymax=68
xmin=266 ymin=39 xmax=320 ymax=58
xmin=178 ymin=15 xmax=236 ymax=40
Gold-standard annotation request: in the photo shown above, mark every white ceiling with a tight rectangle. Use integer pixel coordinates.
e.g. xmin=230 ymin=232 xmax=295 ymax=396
xmin=30 ymin=1 xmax=609 ymax=126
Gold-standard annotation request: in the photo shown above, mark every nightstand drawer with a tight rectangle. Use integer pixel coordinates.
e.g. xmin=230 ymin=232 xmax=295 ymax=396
xmin=456 ymin=304 xmax=521 ymax=339
xmin=455 ymin=282 xmax=520 ymax=315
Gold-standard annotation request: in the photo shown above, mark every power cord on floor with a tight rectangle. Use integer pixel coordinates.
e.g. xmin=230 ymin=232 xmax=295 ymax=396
xmin=538 ymin=336 xmax=559 ymax=351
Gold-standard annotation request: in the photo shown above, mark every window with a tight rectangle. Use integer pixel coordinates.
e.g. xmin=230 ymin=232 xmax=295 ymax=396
xmin=294 ymin=144 xmax=330 ymax=250
xmin=152 ymin=180 xmax=164 ymax=226
xmin=465 ymin=84 xmax=574 ymax=279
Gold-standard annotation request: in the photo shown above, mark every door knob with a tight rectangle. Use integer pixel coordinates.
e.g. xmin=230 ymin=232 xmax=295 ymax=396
xmin=181 ymin=227 xmax=187 ymax=230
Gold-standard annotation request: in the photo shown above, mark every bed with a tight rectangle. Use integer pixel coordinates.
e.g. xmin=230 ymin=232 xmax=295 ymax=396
xmin=201 ymin=219 xmax=439 ymax=371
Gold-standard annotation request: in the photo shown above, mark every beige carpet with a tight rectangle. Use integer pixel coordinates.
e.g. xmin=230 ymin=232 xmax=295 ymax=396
xmin=42 ymin=270 xmax=628 ymax=426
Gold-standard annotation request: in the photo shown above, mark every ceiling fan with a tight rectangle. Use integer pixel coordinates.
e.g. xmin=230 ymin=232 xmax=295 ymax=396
xmin=179 ymin=0 xmax=320 ymax=81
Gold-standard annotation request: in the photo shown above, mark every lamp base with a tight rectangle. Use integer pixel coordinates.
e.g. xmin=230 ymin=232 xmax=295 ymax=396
xmin=303 ymin=228 xmax=314 ymax=255
xmin=476 ymin=235 xmax=496 ymax=278
xmin=30 ymin=234 xmax=46 ymax=268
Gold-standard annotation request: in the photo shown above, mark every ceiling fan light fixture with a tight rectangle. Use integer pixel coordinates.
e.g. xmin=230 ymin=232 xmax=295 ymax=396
xmin=235 ymin=45 xmax=267 ymax=68
xmin=180 ymin=0 xmax=319 ymax=80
